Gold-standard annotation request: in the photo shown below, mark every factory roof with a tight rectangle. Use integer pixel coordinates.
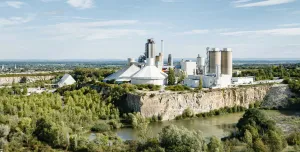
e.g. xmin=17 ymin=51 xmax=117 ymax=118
xmin=104 ymin=64 xmax=140 ymax=82
xmin=132 ymin=65 xmax=167 ymax=80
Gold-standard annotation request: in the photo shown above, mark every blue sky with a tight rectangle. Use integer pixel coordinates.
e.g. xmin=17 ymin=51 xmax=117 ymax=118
xmin=0 ymin=0 xmax=300 ymax=60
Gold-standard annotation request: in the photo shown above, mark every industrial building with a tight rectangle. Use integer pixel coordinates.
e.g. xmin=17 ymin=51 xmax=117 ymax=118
xmin=180 ymin=60 xmax=197 ymax=75
xmin=182 ymin=47 xmax=258 ymax=88
xmin=183 ymin=47 xmax=233 ymax=88
xmin=232 ymin=77 xmax=254 ymax=85
xmin=57 ymin=74 xmax=76 ymax=88
xmin=131 ymin=58 xmax=167 ymax=85
xmin=103 ymin=60 xmax=140 ymax=83
xmin=104 ymin=38 xmax=168 ymax=85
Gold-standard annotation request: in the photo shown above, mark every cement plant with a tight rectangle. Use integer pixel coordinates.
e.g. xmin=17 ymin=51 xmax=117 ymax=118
xmin=104 ymin=38 xmax=281 ymax=89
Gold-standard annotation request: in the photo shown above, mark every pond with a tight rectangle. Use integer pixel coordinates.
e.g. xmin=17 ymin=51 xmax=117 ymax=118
xmin=115 ymin=112 xmax=244 ymax=141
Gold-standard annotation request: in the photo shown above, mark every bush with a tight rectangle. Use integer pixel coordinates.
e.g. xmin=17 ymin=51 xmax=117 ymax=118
xmin=108 ymin=119 xmax=122 ymax=129
xmin=150 ymin=93 xmax=155 ymax=98
xmin=182 ymin=108 xmax=194 ymax=118
xmin=91 ymin=122 xmax=111 ymax=132
xmin=207 ymin=136 xmax=223 ymax=152
xmin=159 ymin=125 xmax=206 ymax=152
xmin=287 ymin=132 xmax=300 ymax=146
xmin=135 ymin=84 xmax=161 ymax=91
xmin=165 ymin=85 xmax=190 ymax=91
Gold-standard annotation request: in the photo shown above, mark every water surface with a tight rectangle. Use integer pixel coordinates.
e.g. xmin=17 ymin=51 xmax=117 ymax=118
xmin=116 ymin=112 xmax=244 ymax=141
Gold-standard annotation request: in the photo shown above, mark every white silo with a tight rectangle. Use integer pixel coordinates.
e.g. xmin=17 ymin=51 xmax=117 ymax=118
xmin=208 ymin=48 xmax=221 ymax=74
xmin=221 ymin=48 xmax=232 ymax=75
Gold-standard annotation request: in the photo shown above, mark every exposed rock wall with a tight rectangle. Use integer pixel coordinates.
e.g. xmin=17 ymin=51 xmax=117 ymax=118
xmin=0 ymin=75 xmax=55 ymax=85
xmin=126 ymin=84 xmax=290 ymax=120
xmin=261 ymin=84 xmax=294 ymax=109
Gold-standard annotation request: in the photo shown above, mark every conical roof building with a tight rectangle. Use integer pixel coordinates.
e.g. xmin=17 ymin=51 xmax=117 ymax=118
xmin=131 ymin=58 xmax=167 ymax=85
xmin=104 ymin=64 xmax=140 ymax=83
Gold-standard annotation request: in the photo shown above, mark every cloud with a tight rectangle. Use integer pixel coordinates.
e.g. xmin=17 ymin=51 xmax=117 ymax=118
xmin=220 ymin=28 xmax=300 ymax=36
xmin=41 ymin=0 xmax=61 ymax=2
xmin=0 ymin=15 xmax=35 ymax=26
xmin=234 ymin=0 xmax=296 ymax=7
xmin=279 ymin=23 xmax=300 ymax=27
xmin=6 ymin=1 xmax=25 ymax=8
xmin=232 ymin=0 xmax=252 ymax=4
xmin=42 ymin=20 xmax=147 ymax=40
xmin=72 ymin=16 xmax=93 ymax=20
xmin=67 ymin=0 xmax=94 ymax=9
xmin=180 ymin=29 xmax=209 ymax=35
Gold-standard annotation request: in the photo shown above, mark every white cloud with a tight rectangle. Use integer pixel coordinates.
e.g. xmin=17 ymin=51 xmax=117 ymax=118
xmin=6 ymin=1 xmax=25 ymax=8
xmin=43 ymin=20 xmax=146 ymax=40
xmin=279 ymin=23 xmax=300 ymax=27
xmin=234 ymin=0 xmax=296 ymax=7
xmin=221 ymin=28 xmax=300 ymax=36
xmin=232 ymin=0 xmax=252 ymax=4
xmin=72 ymin=16 xmax=93 ymax=20
xmin=67 ymin=0 xmax=94 ymax=9
xmin=41 ymin=0 xmax=61 ymax=2
xmin=0 ymin=15 xmax=35 ymax=26
xmin=180 ymin=29 xmax=209 ymax=35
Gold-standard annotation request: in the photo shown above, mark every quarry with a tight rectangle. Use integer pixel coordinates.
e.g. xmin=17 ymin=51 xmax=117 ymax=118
xmin=124 ymin=84 xmax=293 ymax=120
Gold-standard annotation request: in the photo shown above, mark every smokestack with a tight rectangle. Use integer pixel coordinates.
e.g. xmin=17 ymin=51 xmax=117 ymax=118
xmin=161 ymin=40 xmax=164 ymax=66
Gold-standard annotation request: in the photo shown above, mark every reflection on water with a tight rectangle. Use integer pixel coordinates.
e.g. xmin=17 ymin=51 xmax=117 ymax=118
xmin=116 ymin=112 xmax=244 ymax=141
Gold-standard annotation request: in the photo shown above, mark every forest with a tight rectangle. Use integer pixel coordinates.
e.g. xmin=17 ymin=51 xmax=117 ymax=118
xmin=0 ymin=66 xmax=300 ymax=151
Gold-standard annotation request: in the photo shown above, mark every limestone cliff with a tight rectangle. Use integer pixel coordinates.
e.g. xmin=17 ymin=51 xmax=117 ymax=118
xmin=126 ymin=84 xmax=291 ymax=120
xmin=0 ymin=75 xmax=55 ymax=85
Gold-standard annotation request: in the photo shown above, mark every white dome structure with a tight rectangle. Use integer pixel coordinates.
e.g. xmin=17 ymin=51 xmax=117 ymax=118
xmin=131 ymin=59 xmax=168 ymax=85
xmin=104 ymin=64 xmax=140 ymax=83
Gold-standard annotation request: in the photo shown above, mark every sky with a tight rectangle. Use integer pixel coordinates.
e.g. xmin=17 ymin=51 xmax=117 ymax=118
xmin=0 ymin=0 xmax=300 ymax=60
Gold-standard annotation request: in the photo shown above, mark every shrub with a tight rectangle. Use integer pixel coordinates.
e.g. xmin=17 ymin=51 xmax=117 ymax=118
xmin=207 ymin=136 xmax=223 ymax=152
xmin=0 ymin=125 xmax=10 ymax=138
xmin=150 ymin=93 xmax=155 ymax=98
xmin=135 ymin=84 xmax=161 ymax=91
xmin=159 ymin=125 xmax=206 ymax=152
xmin=182 ymin=108 xmax=194 ymax=118
xmin=253 ymin=138 xmax=269 ymax=152
xmin=91 ymin=122 xmax=111 ymax=132
xmin=165 ymin=85 xmax=190 ymax=91
xmin=108 ymin=119 xmax=122 ymax=129
xmin=287 ymin=132 xmax=300 ymax=146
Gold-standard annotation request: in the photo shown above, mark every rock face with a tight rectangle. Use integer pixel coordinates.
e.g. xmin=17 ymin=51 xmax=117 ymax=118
xmin=126 ymin=84 xmax=291 ymax=120
xmin=261 ymin=84 xmax=294 ymax=109
xmin=0 ymin=75 xmax=55 ymax=85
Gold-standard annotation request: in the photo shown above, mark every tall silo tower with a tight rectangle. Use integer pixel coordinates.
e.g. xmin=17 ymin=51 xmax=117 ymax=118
xmin=145 ymin=39 xmax=155 ymax=58
xmin=221 ymin=48 xmax=233 ymax=75
xmin=209 ymin=48 xmax=221 ymax=74
xmin=196 ymin=54 xmax=205 ymax=74
xmin=168 ymin=54 xmax=173 ymax=66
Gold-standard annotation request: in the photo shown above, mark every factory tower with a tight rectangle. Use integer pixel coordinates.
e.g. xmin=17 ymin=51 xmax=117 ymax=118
xmin=145 ymin=38 xmax=155 ymax=58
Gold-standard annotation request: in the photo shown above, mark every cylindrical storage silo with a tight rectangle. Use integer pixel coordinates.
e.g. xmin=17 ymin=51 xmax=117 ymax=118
xmin=196 ymin=54 xmax=204 ymax=70
xmin=128 ymin=58 xmax=134 ymax=65
xmin=209 ymin=48 xmax=221 ymax=74
xmin=221 ymin=48 xmax=232 ymax=75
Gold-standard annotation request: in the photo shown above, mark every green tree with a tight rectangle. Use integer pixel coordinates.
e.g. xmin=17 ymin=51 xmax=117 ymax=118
xmin=159 ymin=125 xmax=206 ymax=152
xmin=253 ymin=138 xmax=268 ymax=152
xmin=167 ymin=68 xmax=175 ymax=85
xmin=207 ymin=136 xmax=223 ymax=152
xmin=198 ymin=77 xmax=203 ymax=90
xmin=243 ymin=129 xmax=253 ymax=145
xmin=22 ymin=87 xmax=28 ymax=95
